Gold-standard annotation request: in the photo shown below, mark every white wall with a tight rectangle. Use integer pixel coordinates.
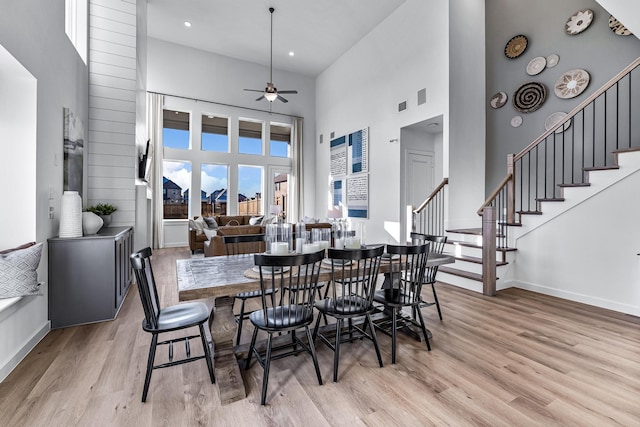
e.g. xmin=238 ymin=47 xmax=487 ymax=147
xmin=315 ymin=0 xmax=449 ymax=245
xmin=509 ymin=152 xmax=640 ymax=315
xmin=146 ymin=38 xmax=317 ymax=217
xmin=0 ymin=0 xmax=89 ymax=380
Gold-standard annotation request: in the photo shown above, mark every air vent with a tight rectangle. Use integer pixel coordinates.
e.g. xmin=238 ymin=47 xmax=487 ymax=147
xmin=330 ymin=131 xmax=335 ymax=138
xmin=398 ymin=101 xmax=407 ymax=112
xmin=418 ymin=88 xmax=427 ymax=105
xmin=319 ymin=134 xmax=324 ymax=144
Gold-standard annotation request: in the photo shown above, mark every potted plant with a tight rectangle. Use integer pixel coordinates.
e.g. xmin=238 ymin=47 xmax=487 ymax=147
xmin=87 ymin=203 xmax=117 ymax=227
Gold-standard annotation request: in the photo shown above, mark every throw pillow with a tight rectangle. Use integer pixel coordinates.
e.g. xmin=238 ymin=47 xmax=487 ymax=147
xmin=203 ymin=228 xmax=217 ymax=240
xmin=249 ymin=216 xmax=264 ymax=226
xmin=203 ymin=216 xmax=218 ymax=229
xmin=193 ymin=216 xmax=207 ymax=235
xmin=0 ymin=242 xmax=43 ymax=299
xmin=260 ymin=215 xmax=276 ymax=227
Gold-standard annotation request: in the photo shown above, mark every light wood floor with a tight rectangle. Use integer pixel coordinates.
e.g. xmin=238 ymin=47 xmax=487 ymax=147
xmin=1 ymin=247 xmax=639 ymax=426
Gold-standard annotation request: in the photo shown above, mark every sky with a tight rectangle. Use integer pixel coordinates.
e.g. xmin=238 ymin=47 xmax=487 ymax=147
xmin=162 ymin=129 xmax=287 ymax=199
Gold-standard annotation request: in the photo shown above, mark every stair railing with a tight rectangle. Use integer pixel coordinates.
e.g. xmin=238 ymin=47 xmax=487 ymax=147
xmin=480 ymin=56 xmax=640 ymax=229
xmin=412 ymin=178 xmax=448 ymax=237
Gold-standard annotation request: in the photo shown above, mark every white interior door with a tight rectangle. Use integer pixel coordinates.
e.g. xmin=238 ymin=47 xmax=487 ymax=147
xmin=404 ymin=150 xmax=434 ymax=241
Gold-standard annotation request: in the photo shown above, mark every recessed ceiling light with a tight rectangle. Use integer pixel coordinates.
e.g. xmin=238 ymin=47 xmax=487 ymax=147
xmin=289 ymin=51 xmax=294 ymax=56
xmin=184 ymin=21 xmax=192 ymax=28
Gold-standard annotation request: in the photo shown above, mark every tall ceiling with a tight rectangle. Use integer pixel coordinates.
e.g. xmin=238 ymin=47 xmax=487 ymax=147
xmin=147 ymin=0 xmax=406 ymax=77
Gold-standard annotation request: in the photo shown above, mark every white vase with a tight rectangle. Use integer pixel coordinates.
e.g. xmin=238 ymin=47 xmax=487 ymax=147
xmin=82 ymin=211 xmax=103 ymax=235
xmin=59 ymin=191 xmax=82 ymax=238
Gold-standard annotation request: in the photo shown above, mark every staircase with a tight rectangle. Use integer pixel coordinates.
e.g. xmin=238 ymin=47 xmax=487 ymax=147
xmin=413 ymin=57 xmax=640 ymax=297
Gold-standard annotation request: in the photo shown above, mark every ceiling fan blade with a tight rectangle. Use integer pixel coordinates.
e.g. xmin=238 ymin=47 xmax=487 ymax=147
xmin=244 ymin=88 xmax=263 ymax=92
xmin=255 ymin=95 xmax=265 ymax=101
xmin=277 ymin=95 xmax=289 ymax=103
xmin=277 ymin=90 xmax=298 ymax=94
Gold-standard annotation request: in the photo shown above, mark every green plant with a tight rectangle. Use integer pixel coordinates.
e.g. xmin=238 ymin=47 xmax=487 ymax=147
xmin=87 ymin=203 xmax=117 ymax=215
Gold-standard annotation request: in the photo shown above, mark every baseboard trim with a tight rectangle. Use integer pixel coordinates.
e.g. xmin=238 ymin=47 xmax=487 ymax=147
xmin=0 ymin=320 xmax=50 ymax=383
xmin=513 ymin=280 xmax=640 ymax=317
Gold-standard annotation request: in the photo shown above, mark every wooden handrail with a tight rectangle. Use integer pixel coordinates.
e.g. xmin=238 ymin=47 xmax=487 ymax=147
xmin=477 ymin=173 xmax=512 ymax=215
xmin=413 ymin=178 xmax=448 ymax=214
xmin=514 ymin=56 xmax=640 ymax=162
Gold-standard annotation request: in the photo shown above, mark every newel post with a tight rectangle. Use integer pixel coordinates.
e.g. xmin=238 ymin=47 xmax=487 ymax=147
xmin=482 ymin=206 xmax=496 ymax=296
xmin=506 ymin=154 xmax=515 ymax=225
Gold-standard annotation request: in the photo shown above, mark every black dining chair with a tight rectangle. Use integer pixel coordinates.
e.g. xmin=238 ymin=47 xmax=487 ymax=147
xmin=244 ymin=250 xmax=325 ymax=405
xmin=222 ymin=234 xmax=274 ymax=345
xmin=313 ymin=245 xmax=385 ymax=382
xmin=130 ymin=247 xmax=215 ymax=402
xmin=410 ymin=232 xmax=448 ymax=320
xmin=373 ymin=242 xmax=430 ymax=364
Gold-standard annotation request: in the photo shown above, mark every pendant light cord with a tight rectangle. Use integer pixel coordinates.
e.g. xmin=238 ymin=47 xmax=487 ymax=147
xmin=269 ymin=7 xmax=274 ymax=84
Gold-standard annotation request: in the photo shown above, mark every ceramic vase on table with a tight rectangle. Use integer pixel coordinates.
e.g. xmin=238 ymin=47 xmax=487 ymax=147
xmin=82 ymin=211 xmax=103 ymax=235
xmin=99 ymin=214 xmax=112 ymax=228
xmin=59 ymin=191 xmax=82 ymax=238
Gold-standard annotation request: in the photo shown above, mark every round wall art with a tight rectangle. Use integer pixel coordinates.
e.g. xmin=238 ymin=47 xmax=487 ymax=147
xmin=609 ymin=16 xmax=633 ymax=36
xmin=511 ymin=116 xmax=523 ymax=128
xmin=545 ymin=112 xmax=572 ymax=134
xmin=546 ymin=54 xmax=560 ymax=68
xmin=565 ymin=9 xmax=594 ymax=35
xmin=490 ymin=91 xmax=508 ymax=109
xmin=504 ymin=35 xmax=528 ymax=59
xmin=526 ymin=57 xmax=547 ymax=76
xmin=554 ymin=69 xmax=590 ymax=99
xmin=513 ymin=82 xmax=547 ymax=113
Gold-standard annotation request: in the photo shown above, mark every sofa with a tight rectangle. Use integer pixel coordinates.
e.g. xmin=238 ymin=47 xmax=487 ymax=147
xmin=189 ymin=215 xmax=256 ymax=254
xmin=204 ymin=221 xmax=333 ymax=257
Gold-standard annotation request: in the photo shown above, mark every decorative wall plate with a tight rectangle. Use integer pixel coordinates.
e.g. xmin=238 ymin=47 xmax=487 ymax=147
xmin=504 ymin=35 xmax=528 ymax=59
xmin=511 ymin=116 xmax=523 ymax=128
xmin=513 ymin=82 xmax=547 ymax=113
xmin=554 ymin=69 xmax=590 ymax=99
xmin=526 ymin=56 xmax=547 ymax=76
xmin=565 ymin=9 xmax=594 ymax=35
xmin=545 ymin=112 xmax=572 ymax=134
xmin=546 ymin=54 xmax=560 ymax=68
xmin=609 ymin=16 xmax=633 ymax=36
xmin=490 ymin=91 xmax=508 ymax=109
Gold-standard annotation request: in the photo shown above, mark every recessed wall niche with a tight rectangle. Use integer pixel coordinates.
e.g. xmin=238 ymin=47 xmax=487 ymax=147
xmin=0 ymin=43 xmax=37 ymax=247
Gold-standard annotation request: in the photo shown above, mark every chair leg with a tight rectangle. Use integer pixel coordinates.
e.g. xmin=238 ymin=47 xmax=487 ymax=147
xmin=305 ymin=326 xmax=323 ymax=385
xmin=366 ymin=313 xmax=383 ymax=368
xmin=236 ymin=298 xmax=247 ymax=345
xmin=199 ymin=323 xmax=216 ymax=384
xmin=415 ymin=306 xmax=432 ymax=351
xmin=391 ymin=309 xmax=397 ymax=364
xmin=432 ymin=283 xmax=443 ymax=320
xmin=245 ymin=326 xmax=259 ymax=370
xmin=333 ymin=319 xmax=343 ymax=383
xmin=142 ymin=333 xmax=158 ymax=402
xmin=260 ymin=333 xmax=274 ymax=405
xmin=312 ymin=311 xmax=322 ymax=340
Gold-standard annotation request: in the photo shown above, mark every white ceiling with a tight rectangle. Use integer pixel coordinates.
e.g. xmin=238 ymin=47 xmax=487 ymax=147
xmin=147 ymin=0 xmax=407 ymax=77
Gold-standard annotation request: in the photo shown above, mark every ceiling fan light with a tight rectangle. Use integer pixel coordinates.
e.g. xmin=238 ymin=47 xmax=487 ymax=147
xmin=265 ymin=92 xmax=278 ymax=102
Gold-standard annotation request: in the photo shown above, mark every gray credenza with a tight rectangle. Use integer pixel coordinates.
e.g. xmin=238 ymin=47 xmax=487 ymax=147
xmin=48 ymin=226 xmax=133 ymax=329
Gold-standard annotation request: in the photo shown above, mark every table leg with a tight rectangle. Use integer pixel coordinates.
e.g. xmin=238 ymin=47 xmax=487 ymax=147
xmin=209 ymin=296 xmax=246 ymax=405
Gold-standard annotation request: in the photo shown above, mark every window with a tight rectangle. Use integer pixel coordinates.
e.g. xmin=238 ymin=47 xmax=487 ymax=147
xmin=238 ymin=165 xmax=263 ymax=215
xmin=269 ymin=123 xmax=291 ymax=157
xmin=163 ymin=110 xmax=190 ymax=149
xmin=202 ymin=115 xmax=228 ymax=152
xmin=163 ymin=161 xmax=191 ymax=219
xmin=201 ymin=164 xmax=228 ymax=215
xmin=65 ymin=0 xmax=87 ymax=63
xmin=238 ymin=119 xmax=263 ymax=154
xmin=273 ymin=172 xmax=290 ymax=219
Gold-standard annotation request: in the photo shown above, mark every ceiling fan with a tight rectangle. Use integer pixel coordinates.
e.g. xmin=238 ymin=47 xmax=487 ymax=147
xmin=244 ymin=7 xmax=297 ymax=103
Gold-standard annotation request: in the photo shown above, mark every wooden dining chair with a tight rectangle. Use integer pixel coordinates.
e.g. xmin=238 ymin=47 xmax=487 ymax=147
xmin=410 ymin=232 xmax=448 ymax=320
xmin=245 ymin=250 xmax=325 ymax=405
xmin=130 ymin=247 xmax=215 ymax=402
xmin=373 ymin=242 xmax=431 ymax=364
xmin=313 ymin=245 xmax=385 ymax=382
xmin=222 ymin=233 xmax=274 ymax=345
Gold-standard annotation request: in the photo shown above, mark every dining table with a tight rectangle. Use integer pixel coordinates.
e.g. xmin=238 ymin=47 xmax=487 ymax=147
xmin=177 ymin=249 xmax=454 ymax=405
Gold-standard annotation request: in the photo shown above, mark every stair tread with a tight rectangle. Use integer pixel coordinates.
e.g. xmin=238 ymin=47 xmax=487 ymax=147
xmin=455 ymin=254 xmax=508 ymax=266
xmin=446 ymin=240 xmax=517 ymax=252
xmin=517 ymin=210 xmax=543 ymax=215
xmin=613 ymin=147 xmax=640 ymax=154
xmin=584 ymin=165 xmax=619 ymax=171
xmin=445 ymin=228 xmax=483 ymax=235
xmin=438 ymin=266 xmax=484 ymax=282
xmin=536 ymin=198 xmax=565 ymax=202
xmin=558 ymin=182 xmax=590 ymax=188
